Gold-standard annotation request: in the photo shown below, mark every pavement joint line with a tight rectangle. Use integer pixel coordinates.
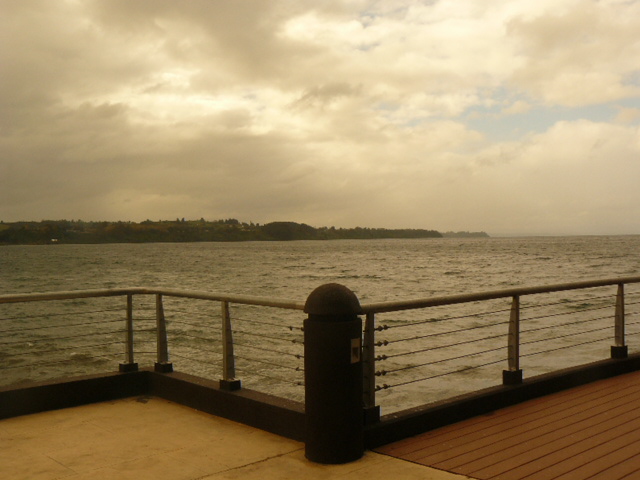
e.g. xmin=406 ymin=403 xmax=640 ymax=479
xmin=45 ymin=453 xmax=78 ymax=475
xmin=192 ymin=447 xmax=306 ymax=479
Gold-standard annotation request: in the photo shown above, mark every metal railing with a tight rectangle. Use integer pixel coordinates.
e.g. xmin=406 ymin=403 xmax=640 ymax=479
xmin=360 ymin=276 xmax=640 ymax=413
xmin=0 ymin=288 xmax=305 ymax=399
xmin=2 ymin=276 xmax=640 ymax=415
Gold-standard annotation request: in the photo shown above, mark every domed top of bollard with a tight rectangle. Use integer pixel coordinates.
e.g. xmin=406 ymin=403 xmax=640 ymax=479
xmin=304 ymin=283 xmax=363 ymax=317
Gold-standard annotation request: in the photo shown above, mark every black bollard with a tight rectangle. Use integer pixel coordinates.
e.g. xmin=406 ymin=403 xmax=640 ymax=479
xmin=303 ymin=283 xmax=364 ymax=464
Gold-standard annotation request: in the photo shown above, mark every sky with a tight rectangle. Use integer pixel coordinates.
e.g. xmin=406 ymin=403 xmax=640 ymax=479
xmin=1 ymin=0 xmax=640 ymax=236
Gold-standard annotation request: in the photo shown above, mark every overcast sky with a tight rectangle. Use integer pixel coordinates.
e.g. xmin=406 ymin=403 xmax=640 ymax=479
xmin=2 ymin=0 xmax=639 ymax=236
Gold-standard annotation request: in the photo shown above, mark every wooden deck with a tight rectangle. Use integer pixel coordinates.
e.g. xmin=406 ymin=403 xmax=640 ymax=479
xmin=374 ymin=370 xmax=640 ymax=479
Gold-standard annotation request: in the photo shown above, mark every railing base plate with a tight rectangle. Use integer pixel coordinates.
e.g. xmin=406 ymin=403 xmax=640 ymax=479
xmin=364 ymin=405 xmax=381 ymax=425
xmin=154 ymin=362 xmax=174 ymax=373
xmin=611 ymin=345 xmax=629 ymax=359
xmin=503 ymin=369 xmax=523 ymax=385
xmin=119 ymin=363 xmax=139 ymax=373
xmin=219 ymin=379 xmax=242 ymax=391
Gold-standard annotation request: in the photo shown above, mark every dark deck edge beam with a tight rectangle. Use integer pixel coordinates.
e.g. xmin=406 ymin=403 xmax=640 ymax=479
xmin=0 ymin=369 xmax=305 ymax=441
xmin=0 ymin=370 xmax=151 ymax=419
xmin=365 ymin=353 xmax=640 ymax=448
xmin=148 ymin=371 xmax=305 ymax=441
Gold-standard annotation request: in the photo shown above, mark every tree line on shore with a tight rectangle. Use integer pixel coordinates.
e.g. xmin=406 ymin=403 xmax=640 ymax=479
xmin=0 ymin=218 xmax=488 ymax=245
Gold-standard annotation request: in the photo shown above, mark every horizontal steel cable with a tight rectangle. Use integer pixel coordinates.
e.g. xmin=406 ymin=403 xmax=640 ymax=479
xmin=170 ymin=352 xmax=219 ymax=367
xmin=378 ymin=344 xmax=506 ymax=375
xmin=522 ymin=302 xmax=614 ymax=323
xmin=163 ymin=307 xmax=214 ymax=318
xmin=133 ymin=326 xmax=157 ymax=332
xmin=382 ymin=332 xmax=506 ymax=359
xmin=0 ymin=307 xmax=121 ymax=323
xmin=169 ymin=331 xmax=217 ymax=344
xmin=0 ymin=317 xmax=123 ymax=335
xmin=235 ymin=354 xmax=303 ymax=372
xmin=170 ymin=346 xmax=223 ymax=359
xmin=520 ymin=335 xmax=609 ymax=358
xmin=233 ymin=315 xmax=302 ymax=331
xmin=170 ymin=346 xmax=223 ymax=360
xmin=520 ymin=292 xmax=613 ymax=310
xmin=232 ymin=341 xmax=303 ymax=359
xmin=376 ymin=357 xmax=506 ymax=391
xmin=131 ymin=316 xmax=156 ymax=323
xmin=379 ymin=306 xmax=511 ymax=330
xmin=386 ymin=318 xmax=508 ymax=345
xmin=0 ymin=327 xmax=123 ymax=346
xmin=232 ymin=327 xmax=302 ymax=344
xmin=521 ymin=322 xmax=610 ymax=347
xmin=235 ymin=366 xmax=304 ymax=387
xmin=166 ymin=318 xmax=213 ymax=329
xmin=2 ymin=340 xmax=122 ymax=358
xmin=0 ymin=352 xmax=122 ymax=371
xmin=521 ymin=313 xmax=613 ymax=335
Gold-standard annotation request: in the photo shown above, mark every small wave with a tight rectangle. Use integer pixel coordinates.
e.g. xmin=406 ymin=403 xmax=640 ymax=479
xmin=69 ymin=352 xmax=110 ymax=364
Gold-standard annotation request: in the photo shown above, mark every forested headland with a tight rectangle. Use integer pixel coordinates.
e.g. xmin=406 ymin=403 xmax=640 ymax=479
xmin=0 ymin=219 xmax=487 ymax=245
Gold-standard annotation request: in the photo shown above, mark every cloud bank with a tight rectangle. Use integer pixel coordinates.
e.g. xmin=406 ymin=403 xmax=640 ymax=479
xmin=1 ymin=0 xmax=639 ymax=235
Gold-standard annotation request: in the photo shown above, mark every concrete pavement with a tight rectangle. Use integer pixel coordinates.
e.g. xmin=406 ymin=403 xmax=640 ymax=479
xmin=0 ymin=396 xmax=473 ymax=479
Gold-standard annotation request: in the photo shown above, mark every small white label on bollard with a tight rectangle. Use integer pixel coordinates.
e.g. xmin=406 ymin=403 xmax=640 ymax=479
xmin=351 ymin=338 xmax=361 ymax=363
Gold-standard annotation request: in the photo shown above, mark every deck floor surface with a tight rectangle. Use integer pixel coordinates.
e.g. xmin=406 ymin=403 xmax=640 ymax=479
xmin=1 ymin=395 xmax=470 ymax=480
xmin=375 ymin=369 xmax=640 ymax=480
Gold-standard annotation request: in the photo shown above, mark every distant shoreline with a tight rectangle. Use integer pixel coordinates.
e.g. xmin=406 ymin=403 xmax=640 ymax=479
xmin=0 ymin=219 xmax=489 ymax=245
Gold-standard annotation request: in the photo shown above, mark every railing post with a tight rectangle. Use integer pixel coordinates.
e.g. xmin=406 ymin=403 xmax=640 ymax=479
xmin=612 ymin=283 xmax=628 ymax=359
xmin=154 ymin=294 xmax=173 ymax=372
xmin=119 ymin=294 xmax=138 ymax=372
xmin=363 ymin=311 xmax=380 ymax=424
xmin=503 ymin=295 xmax=523 ymax=385
xmin=220 ymin=300 xmax=241 ymax=390
xmin=304 ymin=283 xmax=364 ymax=464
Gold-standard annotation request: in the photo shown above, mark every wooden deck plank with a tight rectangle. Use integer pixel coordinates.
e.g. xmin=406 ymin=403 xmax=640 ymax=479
xmin=552 ymin=438 xmax=640 ymax=480
xmin=383 ymin=385 xmax=631 ymax=462
xmin=406 ymin=382 xmax=640 ymax=467
xmin=586 ymin=451 xmax=640 ymax=480
xmin=377 ymin=382 xmax=605 ymax=456
xmin=438 ymin=397 xmax=640 ymax=476
xmin=378 ymin=372 xmax=640 ymax=458
xmin=504 ymin=427 xmax=640 ymax=480
xmin=409 ymin=389 xmax=640 ymax=462
xmin=472 ymin=411 xmax=640 ymax=479
xmin=374 ymin=370 xmax=640 ymax=480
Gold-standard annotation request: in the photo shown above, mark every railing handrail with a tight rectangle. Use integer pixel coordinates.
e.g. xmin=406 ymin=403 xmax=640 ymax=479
xmin=0 ymin=287 xmax=305 ymax=310
xmin=5 ymin=275 xmax=640 ymax=312
xmin=0 ymin=287 xmax=146 ymax=304
xmin=361 ymin=276 xmax=640 ymax=314
xmin=4 ymin=275 xmax=640 ymax=312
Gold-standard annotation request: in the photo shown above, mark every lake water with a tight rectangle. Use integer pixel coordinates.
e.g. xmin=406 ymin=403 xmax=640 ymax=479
xmin=2 ymin=236 xmax=640 ymax=413
xmin=3 ymin=236 xmax=640 ymax=300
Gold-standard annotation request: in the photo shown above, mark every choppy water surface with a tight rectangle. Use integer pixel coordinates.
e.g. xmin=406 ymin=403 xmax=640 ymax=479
xmin=3 ymin=236 xmax=640 ymax=299
xmin=2 ymin=236 xmax=640 ymax=413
